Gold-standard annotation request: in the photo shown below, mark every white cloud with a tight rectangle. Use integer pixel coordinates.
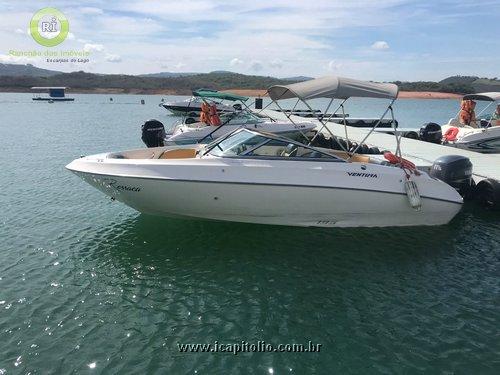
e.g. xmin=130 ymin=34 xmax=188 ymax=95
xmin=0 ymin=54 xmax=33 ymax=63
xmin=105 ymin=53 xmax=122 ymax=62
xmin=14 ymin=28 xmax=24 ymax=34
xmin=371 ymin=41 xmax=390 ymax=50
xmin=67 ymin=32 xmax=75 ymax=40
xmin=250 ymin=60 xmax=263 ymax=71
xmin=83 ymin=43 xmax=104 ymax=52
xmin=230 ymin=58 xmax=244 ymax=66
xmin=79 ymin=7 xmax=104 ymax=15
xmin=174 ymin=62 xmax=186 ymax=70
xmin=269 ymin=59 xmax=283 ymax=69
xmin=328 ymin=60 xmax=343 ymax=71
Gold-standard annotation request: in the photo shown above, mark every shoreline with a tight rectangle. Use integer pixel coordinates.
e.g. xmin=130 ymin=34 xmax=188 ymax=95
xmin=0 ymin=87 xmax=463 ymax=99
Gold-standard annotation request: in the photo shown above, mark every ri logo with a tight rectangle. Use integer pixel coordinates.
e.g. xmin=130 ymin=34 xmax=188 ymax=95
xmin=30 ymin=7 xmax=69 ymax=47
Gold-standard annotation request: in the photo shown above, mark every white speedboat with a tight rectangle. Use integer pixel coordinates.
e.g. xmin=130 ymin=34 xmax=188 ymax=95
xmin=420 ymin=92 xmax=500 ymax=153
xmin=161 ymin=89 xmax=243 ymax=116
xmin=166 ymin=110 xmax=316 ymax=144
xmin=67 ymin=76 xmax=464 ymax=227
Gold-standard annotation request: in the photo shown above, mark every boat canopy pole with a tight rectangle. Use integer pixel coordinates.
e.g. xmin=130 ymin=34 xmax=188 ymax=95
xmin=323 ymin=97 xmax=335 ymax=119
xmin=271 ymin=100 xmax=309 ymax=142
xmin=341 ymin=103 xmax=350 ymax=154
xmin=348 ymin=99 xmax=396 ymax=159
xmin=289 ymin=98 xmax=301 ymax=114
xmin=307 ymin=99 xmax=349 ymax=153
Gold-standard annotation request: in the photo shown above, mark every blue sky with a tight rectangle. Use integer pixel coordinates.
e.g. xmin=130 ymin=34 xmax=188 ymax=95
xmin=0 ymin=0 xmax=499 ymax=80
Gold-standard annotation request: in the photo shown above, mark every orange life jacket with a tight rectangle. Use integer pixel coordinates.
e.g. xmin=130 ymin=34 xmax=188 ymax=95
xmin=208 ymin=104 xmax=221 ymax=126
xmin=199 ymin=102 xmax=210 ymax=124
xmin=459 ymin=99 xmax=476 ymax=126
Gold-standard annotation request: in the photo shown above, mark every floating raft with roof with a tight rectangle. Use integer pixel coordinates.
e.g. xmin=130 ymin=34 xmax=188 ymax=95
xmin=31 ymin=86 xmax=75 ymax=101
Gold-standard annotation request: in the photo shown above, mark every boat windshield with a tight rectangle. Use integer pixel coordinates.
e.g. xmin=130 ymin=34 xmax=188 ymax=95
xmin=208 ymin=130 xmax=267 ymax=157
xmin=220 ymin=110 xmax=262 ymax=124
xmin=206 ymin=129 xmax=342 ymax=161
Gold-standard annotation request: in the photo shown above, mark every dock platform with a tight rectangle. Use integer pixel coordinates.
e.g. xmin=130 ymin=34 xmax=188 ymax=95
xmin=257 ymin=109 xmax=500 ymax=183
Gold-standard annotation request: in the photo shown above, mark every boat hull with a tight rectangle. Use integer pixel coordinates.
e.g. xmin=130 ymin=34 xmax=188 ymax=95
xmin=67 ymin=157 xmax=462 ymax=228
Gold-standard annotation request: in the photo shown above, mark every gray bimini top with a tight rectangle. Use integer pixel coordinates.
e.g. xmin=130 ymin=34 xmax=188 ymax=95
xmin=268 ymin=75 xmax=399 ymax=101
xmin=463 ymin=92 xmax=500 ymax=102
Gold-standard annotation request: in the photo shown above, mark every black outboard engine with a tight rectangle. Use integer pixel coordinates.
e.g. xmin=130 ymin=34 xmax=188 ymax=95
xmin=430 ymin=155 xmax=473 ymax=197
xmin=419 ymin=122 xmax=442 ymax=143
xmin=141 ymin=119 xmax=165 ymax=148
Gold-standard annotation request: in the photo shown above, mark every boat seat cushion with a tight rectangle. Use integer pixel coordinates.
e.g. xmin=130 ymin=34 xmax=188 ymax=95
xmin=327 ymin=150 xmax=371 ymax=163
xmin=159 ymin=148 xmax=197 ymax=159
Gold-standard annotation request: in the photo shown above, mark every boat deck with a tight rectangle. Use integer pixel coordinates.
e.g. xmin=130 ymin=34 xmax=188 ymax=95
xmin=256 ymin=109 xmax=500 ymax=183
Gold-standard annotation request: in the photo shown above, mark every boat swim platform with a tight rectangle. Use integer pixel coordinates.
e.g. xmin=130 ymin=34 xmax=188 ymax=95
xmin=256 ymin=108 xmax=500 ymax=183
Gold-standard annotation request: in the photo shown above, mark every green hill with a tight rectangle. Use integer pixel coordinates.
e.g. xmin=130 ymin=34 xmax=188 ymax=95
xmin=0 ymin=64 xmax=498 ymax=95
xmin=0 ymin=70 xmax=290 ymax=94
xmin=0 ymin=63 xmax=61 ymax=77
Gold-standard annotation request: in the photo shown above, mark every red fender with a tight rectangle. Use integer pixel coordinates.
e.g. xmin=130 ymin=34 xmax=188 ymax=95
xmin=443 ymin=127 xmax=459 ymax=142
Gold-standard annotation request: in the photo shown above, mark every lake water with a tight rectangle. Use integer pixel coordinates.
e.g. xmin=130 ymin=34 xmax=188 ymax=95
xmin=0 ymin=93 xmax=499 ymax=374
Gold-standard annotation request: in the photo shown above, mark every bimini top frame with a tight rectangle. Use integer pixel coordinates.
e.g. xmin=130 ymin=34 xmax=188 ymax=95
xmin=266 ymin=75 xmax=400 ymax=160
xmin=268 ymin=76 xmax=398 ymax=101
xmin=463 ymin=92 xmax=500 ymax=102
xmin=193 ymin=89 xmax=249 ymax=102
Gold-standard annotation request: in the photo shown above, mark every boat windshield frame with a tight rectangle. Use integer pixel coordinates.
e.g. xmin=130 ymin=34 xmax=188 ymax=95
xmin=202 ymin=128 xmax=344 ymax=162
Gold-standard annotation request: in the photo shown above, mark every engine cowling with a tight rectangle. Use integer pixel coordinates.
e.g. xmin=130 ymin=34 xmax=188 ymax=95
xmin=430 ymin=155 xmax=473 ymax=196
xmin=141 ymin=119 xmax=165 ymax=148
xmin=419 ymin=122 xmax=442 ymax=144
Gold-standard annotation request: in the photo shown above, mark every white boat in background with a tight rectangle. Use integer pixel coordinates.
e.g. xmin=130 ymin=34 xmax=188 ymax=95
xmin=165 ymin=109 xmax=316 ymax=144
xmin=160 ymin=89 xmax=243 ymax=115
xmin=440 ymin=93 xmax=500 ymax=153
xmin=67 ymin=76 xmax=465 ymax=228
xmin=418 ymin=92 xmax=500 ymax=153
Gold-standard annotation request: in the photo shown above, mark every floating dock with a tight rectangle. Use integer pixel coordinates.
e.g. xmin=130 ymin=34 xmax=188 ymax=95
xmin=257 ymin=108 xmax=500 ymax=183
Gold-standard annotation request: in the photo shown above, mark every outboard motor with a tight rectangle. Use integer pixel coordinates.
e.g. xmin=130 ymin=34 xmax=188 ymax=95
xmin=429 ymin=155 xmax=473 ymax=197
xmin=141 ymin=119 xmax=165 ymax=148
xmin=419 ymin=122 xmax=442 ymax=143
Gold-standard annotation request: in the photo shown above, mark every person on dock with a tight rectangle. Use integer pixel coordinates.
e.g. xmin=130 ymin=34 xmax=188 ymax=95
xmin=459 ymin=99 xmax=478 ymax=127
xmin=491 ymin=104 xmax=500 ymax=126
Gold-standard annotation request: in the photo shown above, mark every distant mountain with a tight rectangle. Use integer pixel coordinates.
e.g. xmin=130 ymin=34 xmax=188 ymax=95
xmin=0 ymin=70 xmax=292 ymax=94
xmin=282 ymin=76 xmax=313 ymax=82
xmin=438 ymin=75 xmax=500 ymax=93
xmin=209 ymin=70 xmax=234 ymax=74
xmin=439 ymin=75 xmax=478 ymax=85
xmin=0 ymin=64 xmax=498 ymax=94
xmin=470 ymin=78 xmax=500 ymax=93
xmin=0 ymin=63 xmax=62 ymax=77
xmin=139 ymin=72 xmax=199 ymax=78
